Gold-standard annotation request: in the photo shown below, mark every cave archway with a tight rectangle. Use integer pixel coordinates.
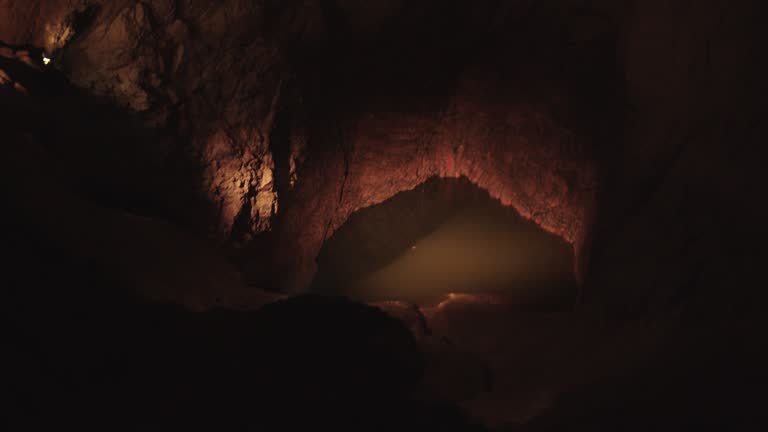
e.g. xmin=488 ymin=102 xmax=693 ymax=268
xmin=265 ymin=75 xmax=597 ymax=294
xmin=310 ymin=176 xmax=577 ymax=306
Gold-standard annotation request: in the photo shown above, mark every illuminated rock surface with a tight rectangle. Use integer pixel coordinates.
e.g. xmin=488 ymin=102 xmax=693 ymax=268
xmin=1 ymin=0 xmax=596 ymax=289
xmin=3 ymin=0 xmax=768 ymax=430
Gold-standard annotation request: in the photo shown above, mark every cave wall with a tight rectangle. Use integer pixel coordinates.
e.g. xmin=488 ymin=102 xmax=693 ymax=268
xmin=585 ymin=0 xmax=768 ymax=315
xmin=4 ymin=2 xmax=767 ymax=428
xmin=0 ymin=0 xmax=81 ymax=52
xmin=270 ymin=73 xmax=595 ymax=291
xmin=5 ymin=0 xmax=763 ymax=313
xmin=2 ymin=0 xmax=599 ymax=296
xmin=3 ymin=0 xmax=287 ymax=242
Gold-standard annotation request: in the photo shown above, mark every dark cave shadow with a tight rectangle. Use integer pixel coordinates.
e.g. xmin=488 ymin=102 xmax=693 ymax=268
xmin=1 ymin=50 xmax=220 ymax=240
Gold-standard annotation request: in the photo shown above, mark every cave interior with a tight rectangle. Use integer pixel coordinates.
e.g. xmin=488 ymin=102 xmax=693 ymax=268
xmin=3 ymin=1 xmax=768 ymax=431
xmin=311 ymin=176 xmax=578 ymax=306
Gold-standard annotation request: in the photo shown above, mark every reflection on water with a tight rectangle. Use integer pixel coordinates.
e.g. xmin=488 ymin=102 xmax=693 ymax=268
xmin=355 ymin=204 xmax=575 ymax=304
xmin=311 ymin=176 xmax=576 ymax=306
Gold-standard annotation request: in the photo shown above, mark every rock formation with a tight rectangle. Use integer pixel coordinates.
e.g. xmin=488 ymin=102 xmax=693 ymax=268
xmin=4 ymin=0 xmax=767 ymax=430
xmin=2 ymin=0 xmax=598 ymax=293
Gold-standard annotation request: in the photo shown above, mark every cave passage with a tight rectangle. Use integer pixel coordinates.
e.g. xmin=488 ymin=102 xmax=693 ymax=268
xmin=311 ymin=177 xmax=577 ymax=305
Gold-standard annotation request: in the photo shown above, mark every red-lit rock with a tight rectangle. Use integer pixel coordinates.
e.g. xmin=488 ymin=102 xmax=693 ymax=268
xmin=1 ymin=0 xmax=596 ymax=294
xmin=272 ymin=73 xmax=596 ymax=291
xmin=0 ymin=0 xmax=80 ymax=51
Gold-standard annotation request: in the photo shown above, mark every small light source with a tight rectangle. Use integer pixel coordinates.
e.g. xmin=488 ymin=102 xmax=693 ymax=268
xmin=42 ymin=54 xmax=51 ymax=65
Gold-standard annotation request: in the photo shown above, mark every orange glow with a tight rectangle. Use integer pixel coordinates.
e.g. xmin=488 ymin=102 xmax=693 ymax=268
xmin=348 ymin=203 xmax=575 ymax=304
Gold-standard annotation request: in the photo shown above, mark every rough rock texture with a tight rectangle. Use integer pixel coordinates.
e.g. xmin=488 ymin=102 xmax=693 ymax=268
xmin=0 ymin=0 xmax=82 ymax=51
xmin=1 ymin=0 xmax=599 ymax=294
xmin=4 ymin=1 xmax=768 ymax=430
xmin=1 ymin=41 xmax=279 ymax=310
xmin=79 ymin=0 xmax=285 ymax=242
xmin=2 ymin=0 xmax=286 ymax=242
xmin=271 ymin=75 xmax=595 ymax=291
xmin=3 ymin=132 xmax=278 ymax=310
xmin=5 ymin=0 xmax=765 ymax=313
